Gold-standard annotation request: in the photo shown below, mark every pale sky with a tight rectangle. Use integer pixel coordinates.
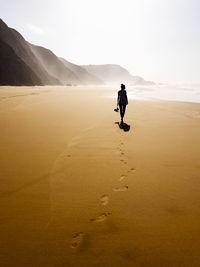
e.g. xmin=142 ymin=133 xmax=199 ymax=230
xmin=1 ymin=0 xmax=200 ymax=83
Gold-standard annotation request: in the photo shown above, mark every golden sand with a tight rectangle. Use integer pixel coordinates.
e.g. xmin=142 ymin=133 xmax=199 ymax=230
xmin=0 ymin=86 xmax=200 ymax=266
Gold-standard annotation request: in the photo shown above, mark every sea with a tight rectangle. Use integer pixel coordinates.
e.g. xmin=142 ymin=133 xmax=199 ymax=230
xmin=111 ymin=84 xmax=200 ymax=104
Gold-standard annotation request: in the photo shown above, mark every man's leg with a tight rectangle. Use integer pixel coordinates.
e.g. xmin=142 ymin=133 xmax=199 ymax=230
xmin=122 ymin=104 xmax=126 ymax=118
xmin=119 ymin=103 xmax=123 ymax=120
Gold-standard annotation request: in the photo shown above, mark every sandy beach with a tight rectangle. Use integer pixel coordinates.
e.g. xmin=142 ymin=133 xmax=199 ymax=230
xmin=0 ymin=86 xmax=200 ymax=267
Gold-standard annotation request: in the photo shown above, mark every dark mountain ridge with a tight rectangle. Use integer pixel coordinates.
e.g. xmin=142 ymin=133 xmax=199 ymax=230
xmin=30 ymin=44 xmax=80 ymax=85
xmin=0 ymin=18 xmax=154 ymax=86
xmin=0 ymin=19 xmax=60 ymax=85
xmin=0 ymin=39 xmax=42 ymax=85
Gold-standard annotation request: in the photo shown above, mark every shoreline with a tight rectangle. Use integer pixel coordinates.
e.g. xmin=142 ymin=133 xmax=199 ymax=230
xmin=1 ymin=84 xmax=200 ymax=105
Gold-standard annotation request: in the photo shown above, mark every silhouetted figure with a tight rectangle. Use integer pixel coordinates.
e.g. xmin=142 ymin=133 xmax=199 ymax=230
xmin=117 ymin=84 xmax=128 ymax=123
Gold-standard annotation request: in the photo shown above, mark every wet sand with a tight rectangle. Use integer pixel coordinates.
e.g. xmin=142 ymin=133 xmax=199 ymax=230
xmin=0 ymin=86 xmax=200 ymax=267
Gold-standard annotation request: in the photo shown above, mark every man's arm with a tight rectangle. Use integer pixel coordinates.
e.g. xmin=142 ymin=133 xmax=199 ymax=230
xmin=125 ymin=91 xmax=128 ymax=105
xmin=117 ymin=91 xmax=120 ymax=106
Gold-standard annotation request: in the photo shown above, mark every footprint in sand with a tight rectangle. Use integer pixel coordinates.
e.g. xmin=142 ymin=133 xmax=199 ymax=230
xmin=100 ymin=194 xmax=109 ymax=206
xmin=113 ymin=186 xmax=128 ymax=192
xmin=90 ymin=212 xmax=111 ymax=222
xmin=119 ymin=174 xmax=126 ymax=181
xmin=63 ymin=154 xmax=71 ymax=158
xmin=71 ymin=232 xmax=86 ymax=249
xmin=127 ymin=167 xmax=135 ymax=173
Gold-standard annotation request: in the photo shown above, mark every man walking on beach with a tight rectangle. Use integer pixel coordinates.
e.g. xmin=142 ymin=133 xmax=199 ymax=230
xmin=117 ymin=84 xmax=128 ymax=123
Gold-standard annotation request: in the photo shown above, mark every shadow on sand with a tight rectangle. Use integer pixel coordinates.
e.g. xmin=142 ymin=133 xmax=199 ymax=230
xmin=115 ymin=122 xmax=131 ymax=132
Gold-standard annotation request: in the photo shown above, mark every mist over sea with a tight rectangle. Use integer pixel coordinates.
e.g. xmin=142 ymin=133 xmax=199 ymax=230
xmin=126 ymin=84 xmax=200 ymax=103
xmin=108 ymin=84 xmax=200 ymax=104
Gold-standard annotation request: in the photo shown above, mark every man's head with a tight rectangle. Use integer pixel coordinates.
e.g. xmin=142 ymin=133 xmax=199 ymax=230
xmin=121 ymin=84 xmax=125 ymax=90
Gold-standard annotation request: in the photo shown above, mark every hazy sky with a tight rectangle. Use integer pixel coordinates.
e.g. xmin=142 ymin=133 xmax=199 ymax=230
xmin=1 ymin=0 xmax=200 ymax=83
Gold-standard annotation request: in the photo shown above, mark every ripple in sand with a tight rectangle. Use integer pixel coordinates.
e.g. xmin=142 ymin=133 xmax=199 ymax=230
xmin=90 ymin=212 xmax=111 ymax=222
xmin=100 ymin=194 xmax=109 ymax=206
xmin=113 ymin=186 xmax=128 ymax=192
